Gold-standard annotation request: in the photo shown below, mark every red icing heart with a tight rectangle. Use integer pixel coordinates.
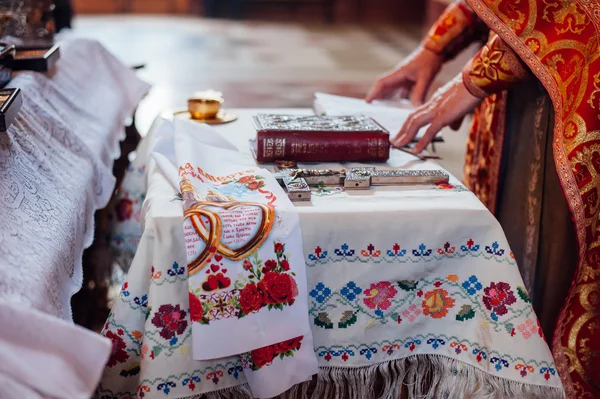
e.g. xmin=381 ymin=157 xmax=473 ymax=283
xmin=216 ymin=273 xmax=231 ymax=289
xmin=210 ymin=264 xmax=220 ymax=273
xmin=215 ymin=254 xmax=223 ymax=262
xmin=206 ymin=269 xmax=211 ymax=274
xmin=222 ymin=269 xmax=227 ymax=273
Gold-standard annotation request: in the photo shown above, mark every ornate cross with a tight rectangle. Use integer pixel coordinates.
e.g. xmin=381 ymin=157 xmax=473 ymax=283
xmin=273 ymin=166 xmax=450 ymax=202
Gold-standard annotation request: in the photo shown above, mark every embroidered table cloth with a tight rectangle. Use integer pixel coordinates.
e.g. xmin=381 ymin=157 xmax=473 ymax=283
xmin=152 ymin=119 xmax=319 ymax=398
xmin=0 ymin=38 xmax=150 ymax=398
xmin=100 ymin=110 xmax=564 ymax=399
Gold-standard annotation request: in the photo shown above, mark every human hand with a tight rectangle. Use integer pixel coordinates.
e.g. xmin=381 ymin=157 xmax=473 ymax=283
xmin=365 ymin=47 xmax=443 ymax=106
xmin=391 ymin=74 xmax=483 ymax=153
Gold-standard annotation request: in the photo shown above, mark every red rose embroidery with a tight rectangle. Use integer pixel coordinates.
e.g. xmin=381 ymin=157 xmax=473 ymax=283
xmin=246 ymin=181 xmax=265 ymax=190
xmin=276 ymin=336 xmax=303 ymax=354
xmin=239 ymin=283 xmax=264 ymax=315
xmin=189 ymin=293 xmax=203 ymax=322
xmin=150 ymin=304 xmax=188 ymax=340
xmin=250 ymin=345 xmax=275 ymax=368
xmin=238 ymin=175 xmax=255 ymax=184
xmin=243 ymin=260 xmax=252 ymax=270
xmin=106 ymin=330 xmax=129 ymax=367
xmin=258 ymin=272 xmax=299 ymax=305
xmin=280 ymin=259 xmax=290 ymax=271
xmin=274 ymin=243 xmax=284 ymax=253
xmin=263 ymin=259 xmax=278 ymax=272
xmin=482 ymin=282 xmax=517 ymax=316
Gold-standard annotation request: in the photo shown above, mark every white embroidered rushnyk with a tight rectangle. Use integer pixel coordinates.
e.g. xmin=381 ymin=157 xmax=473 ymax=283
xmin=152 ymin=119 xmax=318 ymax=398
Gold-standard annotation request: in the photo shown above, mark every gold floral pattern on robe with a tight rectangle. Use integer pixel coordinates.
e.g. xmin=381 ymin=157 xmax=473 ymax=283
xmin=422 ymin=0 xmax=489 ymax=60
xmin=465 ymin=0 xmax=600 ymax=397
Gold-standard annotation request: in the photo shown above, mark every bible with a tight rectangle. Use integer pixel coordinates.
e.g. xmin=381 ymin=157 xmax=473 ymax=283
xmin=252 ymin=114 xmax=390 ymax=163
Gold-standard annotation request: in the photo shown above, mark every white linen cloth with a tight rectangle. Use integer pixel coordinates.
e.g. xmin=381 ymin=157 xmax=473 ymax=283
xmin=152 ymin=119 xmax=318 ymax=397
xmin=99 ymin=110 xmax=564 ymax=399
xmin=0 ymin=38 xmax=150 ymax=398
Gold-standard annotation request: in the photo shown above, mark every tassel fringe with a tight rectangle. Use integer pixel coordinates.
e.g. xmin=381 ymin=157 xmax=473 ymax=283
xmin=187 ymin=355 xmax=566 ymax=399
xmin=276 ymin=355 xmax=566 ymax=399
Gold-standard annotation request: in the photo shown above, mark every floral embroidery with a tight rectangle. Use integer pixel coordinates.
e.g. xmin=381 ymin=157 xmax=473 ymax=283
xmin=427 ymin=337 xmax=446 ymax=349
xmin=363 ymin=282 xmax=398 ymax=311
xmin=182 ymin=376 xmax=201 ymax=391
xmin=540 ymin=367 xmax=556 ymax=381
xmin=309 ymin=275 xmax=534 ymax=335
xmin=307 ymin=240 xmax=515 ymax=267
xmin=437 ymin=242 xmax=456 ymax=255
xmin=460 ymin=239 xmax=480 ymax=252
xmin=106 ymin=330 xmax=129 ymax=367
xmin=491 ymin=357 xmax=510 ymax=371
xmin=314 ymin=312 xmax=333 ymax=329
xmin=193 ymin=243 xmax=299 ymax=324
xmin=188 ymin=293 xmax=203 ymax=322
xmin=450 ymin=342 xmax=468 ymax=355
xmin=335 ymin=243 xmax=355 ymax=257
xmin=168 ymin=262 xmax=186 ymax=276
xmin=422 ymin=288 xmax=455 ymax=319
xmin=259 ymin=272 xmax=298 ymax=306
xmin=402 ymin=304 xmax=422 ymax=322
xmin=472 ymin=45 xmax=504 ymax=81
xmin=482 ymin=282 xmax=517 ymax=318
xmin=313 ymin=334 xmax=557 ymax=380
xmin=310 ymin=282 xmax=332 ymax=303
xmin=206 ymin=371 xmax=223 ymax=384
xmin=340 ymin=282 xmax=362 ymax=301
xmin=412 ymin=243 xmax=432 ymax=257
xmin=308 ymin=246 xmax=327 ymax=261
xmin=515 ymin=363 xmax=535 ymax=378
xmin=456 ymin=305 xmax=476 ymax=322
xmin=121 ymin=282 xmax=130 ymax=297
xmin=151 ymin=305 xmax=188 ymax=343
xmin=485 ymin=241 xmax=505 ymax=256
xmin=517 ymin=286 xmax=531 ymax=303
xmin=361 ymin=243 xmax=381 ymax=257
xmin=473 ymin=348 xmax=487 ymax=362
xmin=220 ymin=174 xmax=266 ymax=191
xmin=242 ymin=336 xmax=303 ymax=371
xmin=517 ymin=318 xmax=543 ymax=339
xmin=387 ymin=243 xmax=406 ymax=257
xmin=462 ymin=275 xmax=483 ymax=295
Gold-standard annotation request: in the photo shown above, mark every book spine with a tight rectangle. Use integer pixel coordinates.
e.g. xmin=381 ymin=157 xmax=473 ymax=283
xmin=256 ymin=132 xmax=390 ymax=163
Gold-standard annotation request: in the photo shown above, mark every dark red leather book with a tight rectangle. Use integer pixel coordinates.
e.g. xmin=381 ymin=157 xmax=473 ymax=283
xmin=252 ymin=114 xmax=390 ymax=163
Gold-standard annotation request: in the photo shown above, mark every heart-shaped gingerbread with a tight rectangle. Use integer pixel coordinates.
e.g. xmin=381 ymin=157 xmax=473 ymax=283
xmin=191 ymin=201 xmax=275 ymax=261
xmin=184 ymin=206 xmax=222 ymax=276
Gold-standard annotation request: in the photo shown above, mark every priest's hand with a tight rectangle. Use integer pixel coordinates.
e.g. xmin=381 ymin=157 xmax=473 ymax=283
xmin=391 ymin=74 xmax=483 ymax=153
xmin=365 ymin=47 xmax=443 ymax=106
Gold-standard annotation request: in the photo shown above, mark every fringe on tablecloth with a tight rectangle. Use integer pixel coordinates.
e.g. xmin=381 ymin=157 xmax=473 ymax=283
xmin=188 ymin=355 xmax=566 ymax=399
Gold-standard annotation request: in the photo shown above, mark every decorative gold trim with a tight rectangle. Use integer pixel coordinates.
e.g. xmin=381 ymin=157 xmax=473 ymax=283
xmin=183 ymin=208 xmax=223 ymax=276
xmin=190 ymin=201 xmax=276 ymax=261
xmin=466 ymin=1 xmax=586 ymax=395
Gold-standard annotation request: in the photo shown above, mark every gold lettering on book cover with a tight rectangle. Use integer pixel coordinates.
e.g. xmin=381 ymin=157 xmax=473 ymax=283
xmin=274 ymin=138 xmax=285 ymax=158
xmin=265 ymin=138 xmax=274 ymax=158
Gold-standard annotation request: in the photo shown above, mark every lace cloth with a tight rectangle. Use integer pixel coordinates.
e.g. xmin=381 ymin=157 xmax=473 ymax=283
xmin=0 ymin=37 xmax=150 ymax=398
